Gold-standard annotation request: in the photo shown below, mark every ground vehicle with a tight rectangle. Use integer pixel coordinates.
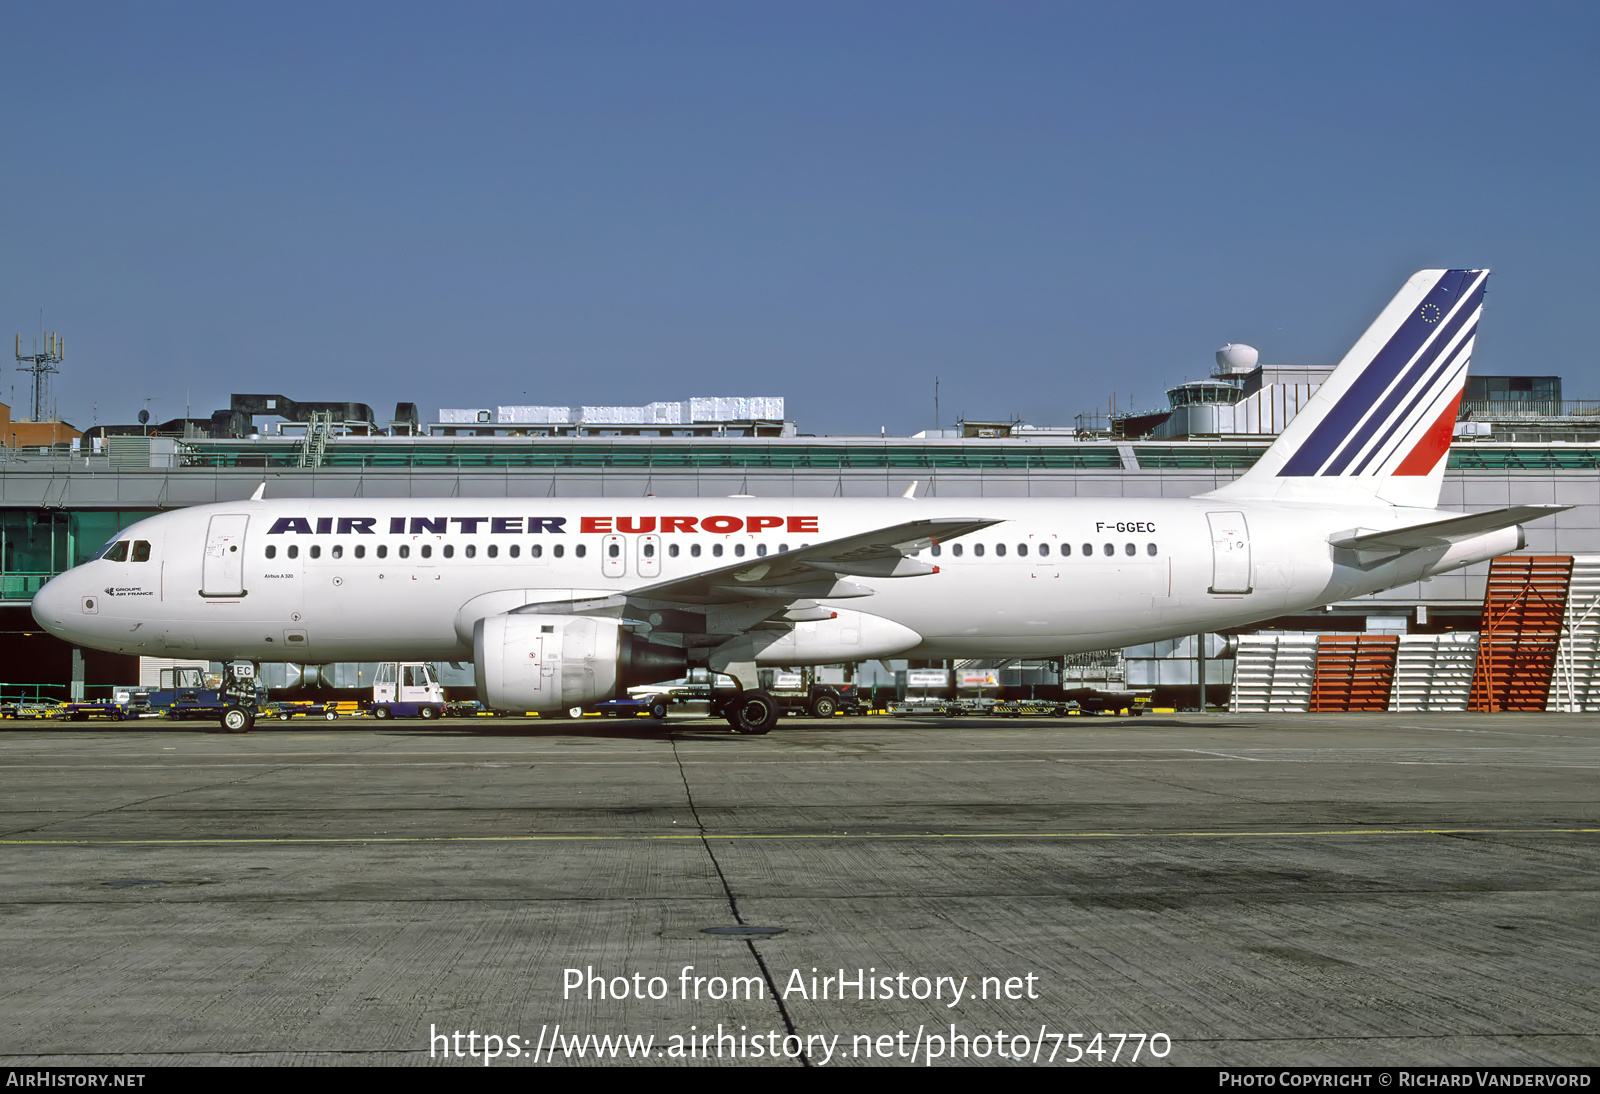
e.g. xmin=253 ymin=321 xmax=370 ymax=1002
xmin=592 ymin=694 xmax=672 ymax=719
xmin=369 ymin=662 xmax=445 ymax=720
xmin=0 ymin=699 xmax=66 ymax=719
xmin=145 ymin=667 xmax=231 ymax=721
xmin=263 ymin=700 xmax=339 ymax=720
xmin=769 ymin=682 xmax=850 ymax=718
xmin=61 ymin=701 xmax=131 ymax=722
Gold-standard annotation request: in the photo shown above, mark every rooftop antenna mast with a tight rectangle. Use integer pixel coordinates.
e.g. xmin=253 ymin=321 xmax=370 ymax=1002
xmin=15 ymin=331 xmax=62 ymax=422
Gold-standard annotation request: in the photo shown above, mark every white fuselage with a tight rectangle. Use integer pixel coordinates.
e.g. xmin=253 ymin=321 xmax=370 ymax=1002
xmin=32 ymin=495 xmax=1517 ymax=665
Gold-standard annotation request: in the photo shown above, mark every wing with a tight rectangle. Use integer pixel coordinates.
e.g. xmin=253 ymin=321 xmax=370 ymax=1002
xmin=506 ymin=516 xmax=1000 ymax=650
xmin=629 ymin=516 xmax=1000 ymax=607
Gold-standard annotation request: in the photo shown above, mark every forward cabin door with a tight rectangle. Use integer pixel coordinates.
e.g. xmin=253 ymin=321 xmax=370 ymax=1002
xmin=201 ymin=515 xmax=249 ymax=597
xmin=1206 ymin=511 xmax=1252 ymax=594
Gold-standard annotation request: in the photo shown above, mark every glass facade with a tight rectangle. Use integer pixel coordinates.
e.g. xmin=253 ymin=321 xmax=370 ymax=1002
xmin=0 ymin=509 xmax=156 ymax=600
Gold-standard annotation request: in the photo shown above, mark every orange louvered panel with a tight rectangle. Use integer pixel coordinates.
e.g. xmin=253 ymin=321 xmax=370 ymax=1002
xmin=1469 ymin=555 xmax=1573 ymax=712
xmin=1311 ymin=634 xmax=1399 ymax=711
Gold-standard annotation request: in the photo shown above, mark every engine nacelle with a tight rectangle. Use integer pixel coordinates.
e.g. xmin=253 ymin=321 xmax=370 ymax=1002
xmin=473 ymin=613 xmax=686 ymax=713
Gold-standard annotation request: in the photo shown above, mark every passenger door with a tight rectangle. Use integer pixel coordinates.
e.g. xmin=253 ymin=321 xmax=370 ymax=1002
xmin=1206 ymin=511 xmax=1252 ymax=594
xmin=201 ymin=515 xmax=249 ymax=597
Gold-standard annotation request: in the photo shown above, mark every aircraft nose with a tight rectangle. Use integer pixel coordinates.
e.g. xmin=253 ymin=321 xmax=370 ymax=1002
xmin=31 ymin=573 xmax=74 ymax=637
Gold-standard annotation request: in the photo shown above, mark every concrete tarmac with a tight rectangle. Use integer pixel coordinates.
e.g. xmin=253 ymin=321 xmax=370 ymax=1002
xmin=0 ymin=711 xmax=1596 ymax=1067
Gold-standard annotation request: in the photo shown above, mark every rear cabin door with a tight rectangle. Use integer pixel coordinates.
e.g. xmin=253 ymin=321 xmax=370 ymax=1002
xmin=1206 ymin=511 xmax=1252 ymax=594
xmin=201 ymin=515 xmax=249 ymax=597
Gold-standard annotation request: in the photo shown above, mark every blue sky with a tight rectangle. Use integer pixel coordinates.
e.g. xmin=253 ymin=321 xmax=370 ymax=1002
xmin=2 ymin=1 xmax=1596 ymax=435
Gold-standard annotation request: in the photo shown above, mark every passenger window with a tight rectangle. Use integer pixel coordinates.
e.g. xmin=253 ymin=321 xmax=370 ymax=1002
xmin=1147 ymin=543 xmax=1158 ymax=556
xmin=644 ymin=543 xmax=656 ymax=558
xmin=484 ymin=545 xmax=495 ymax=558
xmin=778 ymin=543 xmax=788 ymax=553
xmin=734 ymin=544 xmax=745 ymax=557
xmin=421 ymin=545 xmax=432 ymax=559
xmin=608 ymin=543 xmax=620 ymax=558
xmin=713 ymin=545 xmax=723 ymax=557
xmin=331 ymin=545 xmax=343 ymax=559
xmin=1017 ymin=543 xmax=1028 ymax=556
xmin=756 ymin=543 xmax=767 ymax=557
xmin=530 ymin=544 xmax=541 ymax=558
xmin=995 ymin=543 xmax=1006 ymax=557
xmin=952 ymin=544 xmax=963 ymax=557
xmin=691 ymin=544 xmax=702 ymax=557
xmin=507 ymin=544 xmax=517 ymax=558
xmin=1103 ymin=543 xmax=1114 ymax=557
xmin=310 ymin=545 xmax=321 ymax=560
xmin=668 ymin=544 xmax=679 ymax=558
xmin=377 ymin=545 xmax=388 ymax=559
xmin=575 ymin=545 xmax=586 ymax=558
xmin=355 ymin=545 xmax=365 ymax=559
xmin=553 ymin=545 xmax=564 ymax=558
xmin=288 ymin=545 xmax=299 ymax=559
xmin=132 ymin=541 xmax=151 ymax=562
xmin=931 ymin=544 xmax=941 ymax=557
xmin=265 ymin=545 xmax=276 ymax=560
xmin=1039 ymin=543 xmax=1050 ymax=557
xmin=1125 ymin=543 xmax=1135 ymax=556
xmin=443 ymin=545 xmax=454 ymax=559
xmin=974 ymin=544 xmax=985 ymax=557
xmin=1082 ymin=543 xmax=1092 ymax=556
xmin=399 ymin=545 xmax=410 ymax=559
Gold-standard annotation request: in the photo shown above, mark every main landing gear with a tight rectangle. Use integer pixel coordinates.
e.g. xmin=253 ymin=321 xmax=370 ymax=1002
xmin=716 ymin=690 xmax=779 ymax=735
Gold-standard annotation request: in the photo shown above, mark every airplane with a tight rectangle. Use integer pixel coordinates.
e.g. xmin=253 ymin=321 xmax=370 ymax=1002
xmin=31 ymin=269 xmax=1565 ymax=733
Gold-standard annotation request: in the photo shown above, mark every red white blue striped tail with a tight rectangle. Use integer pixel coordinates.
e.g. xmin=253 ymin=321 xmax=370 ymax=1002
xmin=1206 ymin=269 xmax=1486 ymax=509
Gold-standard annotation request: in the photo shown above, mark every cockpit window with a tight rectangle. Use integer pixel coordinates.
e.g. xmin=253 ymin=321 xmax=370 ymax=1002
xmin=131 ymin=541 xmax=151 ymax=562
xmin=101 ymin=541 xmax=129 ymax=562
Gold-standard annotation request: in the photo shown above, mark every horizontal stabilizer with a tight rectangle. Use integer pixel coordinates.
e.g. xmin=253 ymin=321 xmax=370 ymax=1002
xmin=1328 ymin=505 xmax=1568 ymax=551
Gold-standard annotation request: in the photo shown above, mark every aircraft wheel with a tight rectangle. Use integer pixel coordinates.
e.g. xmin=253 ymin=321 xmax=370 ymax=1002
xmin=420 ymin=705 xmax=439 ymax=721
xmin=809 ymin=695 xmax=838 ymax=719
xmin=731 ymin=691 xmax=779 ymax=735
xmin=373 ymin=706 xmax=391 ymax=720
xmin=221 ymin=706 xmax=254 ymax=734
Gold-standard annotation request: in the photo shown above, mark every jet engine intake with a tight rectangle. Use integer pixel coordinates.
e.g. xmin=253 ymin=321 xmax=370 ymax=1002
xmin=473 ymin=613 xmax=686 ymax=713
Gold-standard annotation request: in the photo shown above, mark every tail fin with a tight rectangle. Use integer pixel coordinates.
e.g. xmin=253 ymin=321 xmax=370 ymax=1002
xmin=1204 ymin=268 xmax=1487 ymax=509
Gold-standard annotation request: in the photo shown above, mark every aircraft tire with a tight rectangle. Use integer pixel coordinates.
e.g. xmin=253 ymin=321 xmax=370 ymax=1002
xmin=731 ymin=691 xmax=779 ymax=735
xmin=221 ymin=706 xmax=253 ymax=734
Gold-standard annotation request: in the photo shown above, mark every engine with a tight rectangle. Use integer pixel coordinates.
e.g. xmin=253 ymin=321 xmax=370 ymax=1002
xmin=473 ymin=613 xmax=686 ymax=712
